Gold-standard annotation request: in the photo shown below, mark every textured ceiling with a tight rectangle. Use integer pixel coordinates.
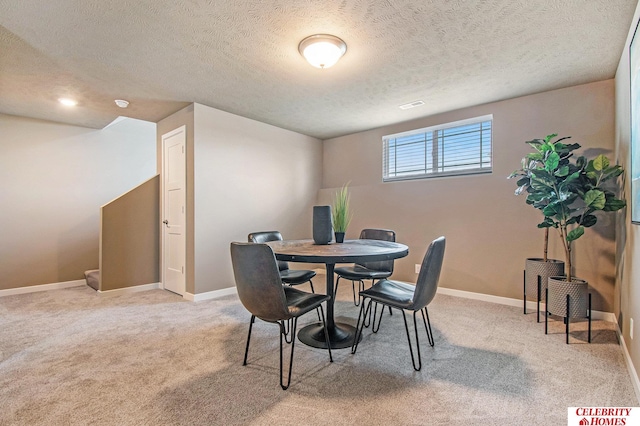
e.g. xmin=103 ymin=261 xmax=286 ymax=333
xmin=0 ymin=0 xmax=637 ymax=139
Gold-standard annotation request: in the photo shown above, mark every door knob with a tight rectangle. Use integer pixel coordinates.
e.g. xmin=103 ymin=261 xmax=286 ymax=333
xmin=163 ymin=220 xmax=169 ymax=226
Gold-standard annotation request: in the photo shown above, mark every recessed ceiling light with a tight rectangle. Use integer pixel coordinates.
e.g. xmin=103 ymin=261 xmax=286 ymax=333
xmin=114 ymin=99 xmax=129 ymax=108
xmin=399 ymin=100 xmax=425 ymax=110
xmin=58 ymin=98 xmax=78 ymax=107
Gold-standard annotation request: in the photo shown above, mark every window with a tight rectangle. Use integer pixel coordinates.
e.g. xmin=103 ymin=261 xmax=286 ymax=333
xmin=382 ymin=115 xmax=492 ymax=182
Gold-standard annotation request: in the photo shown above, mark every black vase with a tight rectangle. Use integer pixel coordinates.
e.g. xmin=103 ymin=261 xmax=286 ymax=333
xmin=313 ymin=205 xmax=333 ymax=245
xmin=334 ymin=232 xmax=345 ymax=243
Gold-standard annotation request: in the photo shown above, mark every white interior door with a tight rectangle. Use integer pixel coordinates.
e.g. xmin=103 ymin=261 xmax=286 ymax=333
xmin=162 ymin=126 xmax=186 ymax=296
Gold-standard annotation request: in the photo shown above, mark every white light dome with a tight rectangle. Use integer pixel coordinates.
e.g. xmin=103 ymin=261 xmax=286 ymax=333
xmin=298 ymin=34 xmax=347 ymax=69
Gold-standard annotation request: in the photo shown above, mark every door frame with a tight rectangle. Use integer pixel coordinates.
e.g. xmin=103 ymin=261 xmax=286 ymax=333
xmin=160 ymin=125 xmax=187 ymax=295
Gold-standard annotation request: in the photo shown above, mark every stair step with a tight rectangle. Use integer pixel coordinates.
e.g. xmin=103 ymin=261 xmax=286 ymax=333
xmin=84 ymin=269 xmax=99 ymax=291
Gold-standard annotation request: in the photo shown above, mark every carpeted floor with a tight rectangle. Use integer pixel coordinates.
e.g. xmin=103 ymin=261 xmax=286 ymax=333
xmin=0 ymin=277 xmax=637 ymax=425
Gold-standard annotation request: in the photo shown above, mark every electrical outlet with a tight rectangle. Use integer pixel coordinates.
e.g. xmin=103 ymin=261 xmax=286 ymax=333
xmin=415 ymin=264 xmax=421 ymax=274
xmin=631 ymin=318 xmax=634 ymax=340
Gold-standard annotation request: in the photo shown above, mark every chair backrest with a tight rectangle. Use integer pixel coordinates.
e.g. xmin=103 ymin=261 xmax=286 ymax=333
xmin=247 ymin=231 xmax=289 ymax=272
xmin=230 ymin=242 xmax=291 ymax=322
xmin=412 ymin=236 xmax=446 ymax=310
xmin=358 ymin=228 xmax=396 ymax=272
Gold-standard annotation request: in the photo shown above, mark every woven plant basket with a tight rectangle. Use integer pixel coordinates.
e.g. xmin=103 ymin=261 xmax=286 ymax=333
xmin=525 ymin=258 xmax=564 ymax=300
xmin=547 ymin=276 xmax=588 ymax=318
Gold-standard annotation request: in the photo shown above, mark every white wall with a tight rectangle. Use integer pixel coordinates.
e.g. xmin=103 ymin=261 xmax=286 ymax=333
xmin=192 ymin=103 xmax=323 ymax=294
xmin=0 ymin=114 xmax=156 ymax=289
xmin=321 ymin=80 xmax=618 ymax=312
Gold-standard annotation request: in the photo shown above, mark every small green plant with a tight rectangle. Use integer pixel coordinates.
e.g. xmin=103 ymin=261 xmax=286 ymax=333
xmin=332 ymin=183 xmax=352 ymax=233
xmin=509 ymin=134 xmax=626 ymax=282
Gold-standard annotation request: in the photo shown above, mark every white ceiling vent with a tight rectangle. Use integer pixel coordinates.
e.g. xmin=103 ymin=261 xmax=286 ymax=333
xmin=399 ymin=100 xmax=425 ymax=110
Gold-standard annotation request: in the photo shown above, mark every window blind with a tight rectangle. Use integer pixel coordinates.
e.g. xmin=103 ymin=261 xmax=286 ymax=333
xmin=383 ymin=115 xmax=492 ymax=182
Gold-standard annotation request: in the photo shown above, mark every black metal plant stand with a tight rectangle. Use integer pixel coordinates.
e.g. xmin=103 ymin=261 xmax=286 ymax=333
xmin=545 ymin=289 xmax=592 ymax=344
xmin=523 ymin=271 xmax=544 ymax=323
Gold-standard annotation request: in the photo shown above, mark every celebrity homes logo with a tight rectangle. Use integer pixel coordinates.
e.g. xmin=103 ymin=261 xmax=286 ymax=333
xmin=568 ymin=407 xmax=639 ymax=425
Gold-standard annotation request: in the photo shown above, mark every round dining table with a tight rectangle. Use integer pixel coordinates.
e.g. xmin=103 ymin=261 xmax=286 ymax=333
xmin=266 ymin=239 xmax=409 ymax=349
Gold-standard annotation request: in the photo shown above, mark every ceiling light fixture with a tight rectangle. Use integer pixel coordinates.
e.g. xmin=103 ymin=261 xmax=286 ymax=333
xmin=58 ymin=98 xmax=78 ymax=107
xmin=114 ymin=99 xmax=129 ymax=108
xmin=298 ymin=34 xmax=347 ymax=69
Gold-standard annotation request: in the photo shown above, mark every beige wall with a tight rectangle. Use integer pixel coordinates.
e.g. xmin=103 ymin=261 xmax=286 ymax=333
xmin=0 ymin=114 xmax=156 ymax=290
xmin=321 ymin=80 xmax=618 ymax=312
xmin=615 ymin=1 xmax=640 ymax=389
xmin=100 ymin=175 xmax=160 ymax=291
xmin=192 ymin=103 xmax=323 ymax=294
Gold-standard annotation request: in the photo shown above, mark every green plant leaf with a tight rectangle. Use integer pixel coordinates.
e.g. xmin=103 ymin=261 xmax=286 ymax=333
xmin=545 ymin=152 xmax=560 ymax=172
xmin=567 ymin=226 xmax=585 ymax=242
xmin=537 ymin=220 xmax=554 ymax=228
xmin=516 ymin=177 xmax=529 ymax=187
xmin=564 ymin=143 xmax=581 ymax=152
xmin=554 ymin=165 xmax=569 ymax=177
xmin=581 ymin=214 xmax=598 ymax=227
xmin=601 ymin=165 xmax=623 ymax=182
xmin=584 ymin=189 xmax=605 ymax=210
xmin=543 ymin=204 xmax=559 ymax=217
xmin=526 ymin=152 xmax=544 ymax=161
xmin=568 ymin=215 xmax=582 ymax=225
xmin=592 ymin=155 xmax=609 ymax=171
xmin=603 ymin=198 xmax=626 ymax=212
xmin=331 ymin=184 xmax=352 ymax=232
xmin=564 ymin=171 xmax=581 ymax=183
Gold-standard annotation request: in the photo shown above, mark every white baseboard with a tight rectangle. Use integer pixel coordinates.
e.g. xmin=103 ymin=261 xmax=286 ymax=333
xmin=436 ymin=286 xmax=615 ymax=322
xmin=616 ymin=323 xmax=640 ymax=404
xmin=0 ymin=279 xmax=85 ymax=297
xmin=184 ymin=286 xmax=238 ymax=302
xmin=97 ymin=282 xmax=160 ymax=296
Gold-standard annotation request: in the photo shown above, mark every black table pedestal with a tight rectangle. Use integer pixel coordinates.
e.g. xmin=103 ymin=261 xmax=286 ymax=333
xmin=297 ymin=322 xmax=360 ymax=349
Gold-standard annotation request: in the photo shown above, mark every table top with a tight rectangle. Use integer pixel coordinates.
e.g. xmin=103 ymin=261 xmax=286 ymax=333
xmin=266 ymin=239 xmax=409 ymax=264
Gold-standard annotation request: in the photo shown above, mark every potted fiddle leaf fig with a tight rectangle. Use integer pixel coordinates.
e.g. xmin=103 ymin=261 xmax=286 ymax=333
xmin=332 ymin=183 xmax=352 ymax=243
xmin=509 ymin=134 xmax=574 ymax=318
xmin=524 ymin=135 xmax=625 ymax=323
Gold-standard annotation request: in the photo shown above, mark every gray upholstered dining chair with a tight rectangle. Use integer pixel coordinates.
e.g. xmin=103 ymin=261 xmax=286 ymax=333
xmin=230 ymin=242 xmax=333 ymax=390
xmin=334 ymin=229 xmax=396 ymax=305
xmin=248 ymin=231 xmax=316 ymax=293
xmin=351 ymin=236 xmax=445 ymax=371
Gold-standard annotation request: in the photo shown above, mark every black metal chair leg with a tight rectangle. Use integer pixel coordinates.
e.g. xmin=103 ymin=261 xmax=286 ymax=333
xmin=280 ymin=317 xmax=298 ymax=390
xmin=333 ymin=276 xmax=342 ymax=298
xmin=318 ymin=305 xmax=333 ymax=362
xmin=243 ymin=315 xmax=255 ymax=366
xmin=372 ymin=302 xmax=385 ymax=333
xmin=400 ymin=310 xmax=422 ymax=371
xmin=421 ymin=307 xmax=434 ymax=347
xmin=307 ymin=279 xmax=321 ymax=321
xmin=351 ymin=280 xmax=361 ymax=306
xmin=364 ymin=300 xmax=372 ymax=328
xmin=282 ymin=318 xmax=294 ymax=344
xmin=352 ymin=298 xmax=372 ymax=354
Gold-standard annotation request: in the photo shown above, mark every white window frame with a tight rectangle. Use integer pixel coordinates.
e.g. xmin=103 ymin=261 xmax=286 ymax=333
xmin=382 ymin=114 xmax=493 ymax=182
